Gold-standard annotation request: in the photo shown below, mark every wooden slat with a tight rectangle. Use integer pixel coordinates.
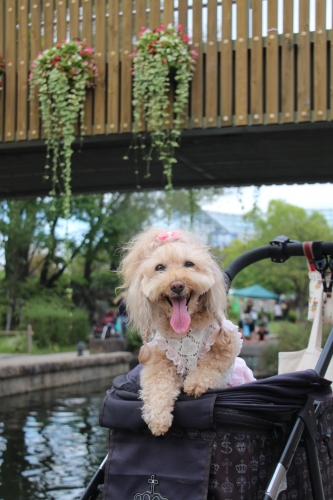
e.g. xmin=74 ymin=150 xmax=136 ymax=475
xmin=163 ymin=0 xmax=173 ymax=25
xmin=205 ymin=0 xmax=217 ymax=127
xmin=17 ymin=0 xmax=28 ymax=140
xmin=191 ymin=0 xmax=203 ymax=127
xmin=266 ymin=0 xmax=278 ymax=124
xmin=281 ymin=0 xmax=294 ymax=123
xmin=297 ymin=0 xmax=310 ymax=122
xmin=178 ymin=0 xmax=187 ymax=33
xmin=82 ymin=0 xmax=93 ymax=135
xmin=108 ymin=0 xmax=119 ymax=133
xmin=314 ymin=0 xmax=326 ymax=121
xmin=120 ymin=0 xmax=132 ymax=133
xmin=250 ymin=0 xmax=262 ymax=125
xmin=178 ymin=0 xmax=188 ymax=128
xmin=94 ymin=0 xmax=106 ymax=134
xmin=70 ymin=0 xmax=79 ymax=39
xmin=220 ymin=0 xmax=232 ymax=126
xmin=136 ymin=0 xmax=146 ymax=35
xmin=0 ymin=0 xmax=4 ymax=141
xmin=331 ymin=3 xmax=333 ymax=118
xmin=135 ymin=0 xmax=146 ymax=132
xmin=43 ymin=0 xmax=54 ymax=49
xmin=70 ymin=0 xmax=80 ymax=136
xmin=149 ymin=0 xmax=160 ymax=30
xmin=56 ymin=0 xmax=67 ymax=42
xmin=30 ymin=0 xmax=41 ymax=140
xmin=4 ymin=0 xmax=16 ymax=141
xmin=235 ymin=0 xmax=247 ymax=126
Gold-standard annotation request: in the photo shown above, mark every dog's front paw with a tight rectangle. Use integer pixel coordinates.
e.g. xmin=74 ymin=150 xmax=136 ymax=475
xmin=143 ymin=410 xmax=173 ymax=436
xmin=183 ymin=378 xmax=207 ymax=398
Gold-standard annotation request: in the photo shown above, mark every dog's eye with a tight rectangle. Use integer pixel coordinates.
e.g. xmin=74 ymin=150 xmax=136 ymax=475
xmin=184 ymin=261 xmax=194 ymax=268
xmin=155 ymin=264 xmax=166 ymax=272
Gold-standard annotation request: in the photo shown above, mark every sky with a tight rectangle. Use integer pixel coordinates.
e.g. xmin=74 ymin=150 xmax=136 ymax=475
xmin=202 ymin=183 xmax=333 ymax=215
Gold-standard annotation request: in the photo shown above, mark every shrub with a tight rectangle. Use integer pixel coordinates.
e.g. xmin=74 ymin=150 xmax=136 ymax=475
xmin=23 ymin=301 xmax=90 ymax=348
xmin=287 ymin=310 xmax=297 ymax=323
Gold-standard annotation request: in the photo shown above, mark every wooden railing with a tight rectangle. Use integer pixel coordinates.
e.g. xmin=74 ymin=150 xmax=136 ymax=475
xmin=0 ymin=0 xmax=332 ymax=143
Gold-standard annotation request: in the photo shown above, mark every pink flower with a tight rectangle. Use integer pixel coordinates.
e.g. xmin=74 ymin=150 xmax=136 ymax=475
xmin=162 ymin=58 xmax=167 ymax=63
xmin=182 ymin=34 xmax=190 ymax=43
xmin=177 ymin=24 xmax=183 ymax=32
xmin=190 ymin=49 xmax=198 ymax=57
xmin=178 ymin=58 xmax=182 ymax=63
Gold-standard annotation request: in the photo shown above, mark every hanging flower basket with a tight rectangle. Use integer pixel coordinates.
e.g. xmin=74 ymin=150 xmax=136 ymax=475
xmin=130 ymin=24 xmax=197 ymax=190
xmin=0 ymin=53 xmax=5 ymax=91
xmin=29 ymin=40 xmax=98 ymax=216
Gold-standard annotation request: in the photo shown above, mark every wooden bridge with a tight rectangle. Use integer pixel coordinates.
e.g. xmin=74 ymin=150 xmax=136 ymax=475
xmin=0 ymin=0 xmax=333 ymax=198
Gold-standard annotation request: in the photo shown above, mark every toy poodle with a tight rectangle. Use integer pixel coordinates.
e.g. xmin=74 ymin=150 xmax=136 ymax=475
xmin=119 ymin=227 xmax=253 ymax=436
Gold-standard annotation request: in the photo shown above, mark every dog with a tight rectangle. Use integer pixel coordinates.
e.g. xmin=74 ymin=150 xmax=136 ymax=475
xmin=119 ymin=227 xmax=244 ymax=436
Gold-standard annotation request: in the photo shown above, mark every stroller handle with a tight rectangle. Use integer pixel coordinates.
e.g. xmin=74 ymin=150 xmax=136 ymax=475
xmin=224 ymin=238 xmax=333 ymax=286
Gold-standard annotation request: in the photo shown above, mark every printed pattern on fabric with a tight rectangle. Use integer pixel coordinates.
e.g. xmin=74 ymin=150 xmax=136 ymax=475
xmin=207 ymin=398 xmax=333 ymax=500
xmin=148 ymin=318 xmax=242 ymax=378
xmin=133 ymin=474 xmax=169 ymax=499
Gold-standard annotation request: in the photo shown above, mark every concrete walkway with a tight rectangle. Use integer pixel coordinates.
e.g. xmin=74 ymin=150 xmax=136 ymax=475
xmin=0 ymin=350 xmax=91 ymax=366
xmin=0 ymin=350 xmax=133 ymax=397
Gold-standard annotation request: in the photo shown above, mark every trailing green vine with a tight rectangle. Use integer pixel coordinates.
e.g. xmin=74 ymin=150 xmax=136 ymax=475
xmin=129 ymin=24 xmax=197 ymax=190
xmin=29 ymin=40 xmax=98 ymax=218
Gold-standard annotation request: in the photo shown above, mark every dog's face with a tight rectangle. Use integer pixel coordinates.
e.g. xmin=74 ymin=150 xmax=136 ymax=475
xmin=139 ymin=242 xmax=217 ymax=334
xmin=120 ymin=227 xmax=227 ymax=340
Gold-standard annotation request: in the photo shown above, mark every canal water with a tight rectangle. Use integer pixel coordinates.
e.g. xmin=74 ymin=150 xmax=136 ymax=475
xmin=0 ymin=377 xmax=115 ymax=500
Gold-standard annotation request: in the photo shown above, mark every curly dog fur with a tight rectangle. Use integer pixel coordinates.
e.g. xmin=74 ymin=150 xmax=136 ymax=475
xmin=119 ymin=227 xmax=240 ymax=435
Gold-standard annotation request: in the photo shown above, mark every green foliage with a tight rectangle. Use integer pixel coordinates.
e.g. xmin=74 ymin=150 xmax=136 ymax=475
xmin=29 ymin=40 xmax=98 ymax=217
xmin=131 ymin=24 xmax=197 ymax=189
xmin=222 ymin=201 xmax=333 ymax=308
xmin=23 ymin=301 xmax=90 ymax=348
xmin=124 ymin=325 xmax=142 ymax=352
xmin=0 ymin=335 xmax=28 ymax=354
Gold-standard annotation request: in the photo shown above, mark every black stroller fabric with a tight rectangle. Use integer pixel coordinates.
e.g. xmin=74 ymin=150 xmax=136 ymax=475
xmin=99 ymin=366 xmax=333 ymax=500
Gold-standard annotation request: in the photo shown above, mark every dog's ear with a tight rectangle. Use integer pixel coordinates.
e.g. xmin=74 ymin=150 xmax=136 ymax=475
xmin=203 ymin=257 xmax=227 ymax=326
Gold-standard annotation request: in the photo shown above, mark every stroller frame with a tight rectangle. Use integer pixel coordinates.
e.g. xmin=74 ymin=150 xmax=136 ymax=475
xmin=80 ymin=236 xmax=333 ymax=500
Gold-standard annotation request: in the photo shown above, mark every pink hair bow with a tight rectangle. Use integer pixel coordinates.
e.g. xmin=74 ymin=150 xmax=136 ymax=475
xmin=156 ymin=231 xmax=182 ymax=243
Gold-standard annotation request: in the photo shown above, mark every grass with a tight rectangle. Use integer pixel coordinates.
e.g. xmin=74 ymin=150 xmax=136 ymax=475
xmin=0 ymin=334 xmax=78 ymax=354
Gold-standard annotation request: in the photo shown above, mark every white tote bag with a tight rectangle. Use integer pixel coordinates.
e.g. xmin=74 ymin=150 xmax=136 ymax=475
xmin=278 ymin=289 xmax=333 ymax=382
xmin=307 ymin=270 xmax=333 ymax=324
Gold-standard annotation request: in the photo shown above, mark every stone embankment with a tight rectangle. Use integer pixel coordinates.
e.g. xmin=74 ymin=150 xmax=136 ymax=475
xmin=0 ymin=350 xmax=133 ymax=397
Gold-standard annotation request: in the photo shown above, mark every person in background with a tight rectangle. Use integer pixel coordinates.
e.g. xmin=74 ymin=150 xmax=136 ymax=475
xmin=273 ymin=300 xmax=283 ymax=321
xmin=113 ymin=292 xmax=128 ymax=338
xmin=281 ymin=300 xmax=289 ymax=320
xmin=244 ymin=298 xmax=257 ymax=339
xmin=256 ymin=321 xmax=269 ymax=342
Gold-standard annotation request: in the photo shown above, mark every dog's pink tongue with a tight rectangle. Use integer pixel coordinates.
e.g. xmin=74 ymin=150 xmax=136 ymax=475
xmin=170 ymin=297 xmax=191 ymax=334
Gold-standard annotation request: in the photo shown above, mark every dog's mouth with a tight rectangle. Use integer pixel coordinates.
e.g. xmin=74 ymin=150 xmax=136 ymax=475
xmin=165 ymin=293 xmax=192 ymax=335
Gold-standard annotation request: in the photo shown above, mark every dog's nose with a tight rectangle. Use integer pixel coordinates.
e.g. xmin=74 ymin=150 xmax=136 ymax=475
xmin=170 ymin=281 xmax=185 ymax=295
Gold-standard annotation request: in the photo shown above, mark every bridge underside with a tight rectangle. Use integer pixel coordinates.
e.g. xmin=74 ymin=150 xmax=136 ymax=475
xmin=1 ymin=122 xmax=333 ymax=199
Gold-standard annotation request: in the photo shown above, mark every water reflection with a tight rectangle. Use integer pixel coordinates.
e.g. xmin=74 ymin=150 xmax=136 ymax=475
xmin=0 ymin=378 xmax=114 ymax=500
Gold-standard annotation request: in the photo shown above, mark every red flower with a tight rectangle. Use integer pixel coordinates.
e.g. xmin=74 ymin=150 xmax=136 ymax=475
xmin=51 ymin=60 xmax=57 ymax=66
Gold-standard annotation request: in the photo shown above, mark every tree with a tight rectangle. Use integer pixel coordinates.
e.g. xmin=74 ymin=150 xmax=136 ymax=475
xmin=222 ymin=200 xmax=333 ymax=311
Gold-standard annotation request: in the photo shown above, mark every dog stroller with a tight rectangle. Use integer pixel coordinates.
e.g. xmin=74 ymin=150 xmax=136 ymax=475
xmin=80 ymin=237 xmax=333 ymax=500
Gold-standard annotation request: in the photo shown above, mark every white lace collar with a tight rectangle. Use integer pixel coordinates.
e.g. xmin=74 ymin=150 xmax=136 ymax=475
xmin=148 ymin=317 xmax=241 ymax=378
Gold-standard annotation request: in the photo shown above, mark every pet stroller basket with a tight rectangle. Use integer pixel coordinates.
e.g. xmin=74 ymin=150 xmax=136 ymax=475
xmin=80 ymin=236 xmax=333 ymax=500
